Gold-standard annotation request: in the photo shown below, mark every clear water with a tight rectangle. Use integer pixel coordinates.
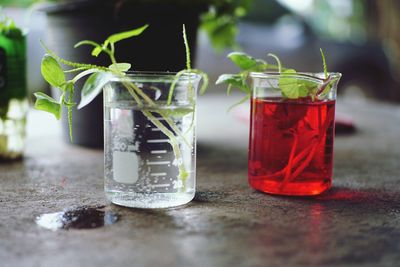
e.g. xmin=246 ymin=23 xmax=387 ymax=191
xmin=104 ymin=101 xmax=196 ymax=208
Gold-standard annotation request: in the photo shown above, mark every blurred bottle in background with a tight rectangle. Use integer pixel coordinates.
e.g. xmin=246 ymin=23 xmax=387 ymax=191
xmin=0 ymin=15 xmax=28 ymax=160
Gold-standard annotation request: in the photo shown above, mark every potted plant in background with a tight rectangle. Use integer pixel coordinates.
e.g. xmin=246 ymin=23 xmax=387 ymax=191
xmin=3 ymin=0 xmax=253 ymax=148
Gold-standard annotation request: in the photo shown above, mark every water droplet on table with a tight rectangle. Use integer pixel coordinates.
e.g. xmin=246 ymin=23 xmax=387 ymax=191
xmin=36 ymin=205 xmax=118 ymax=231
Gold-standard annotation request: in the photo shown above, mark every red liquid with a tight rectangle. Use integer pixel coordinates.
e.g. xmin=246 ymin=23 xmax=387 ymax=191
xmin=248 ymin=98 xmax=336 ymax=196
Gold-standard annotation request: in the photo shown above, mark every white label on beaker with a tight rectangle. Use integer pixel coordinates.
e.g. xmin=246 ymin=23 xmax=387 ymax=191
xmin=113 ymin=151 xmax=138 ymax=184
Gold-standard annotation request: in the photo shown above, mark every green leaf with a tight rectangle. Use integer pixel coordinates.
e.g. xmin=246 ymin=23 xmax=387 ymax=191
xmin=78 ymin=72 xmax=113 ymax=109
xmin=216 ymin=74 xmax=249 ymax=93
xmin=106 ymin=24 xmax=149 ymax=45
xmin=91 ymin=46 xmax=103 ymax=57
xmin=33 ymin=92 xmax=62 ymax=120
xmin=228 ymin=52 xmax=267 ymax=71
xmin=41 ymin=54 xmax=66 ymax=89
xmin=216 ymin=74 xmax=243 ymax=86
xmin=109 ymin=63 xmax=131 ymax=72
xmin=279 ymin=69 xmax=308 ymax=99
xmin=300 ymin=80 xmax=319 ymax=100
xmin=228 ymin=52 xmax=256 ymax=69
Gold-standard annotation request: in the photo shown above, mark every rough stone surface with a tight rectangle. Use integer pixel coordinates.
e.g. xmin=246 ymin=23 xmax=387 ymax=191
xmin=1 ymin=95 xmax=400 ymax=267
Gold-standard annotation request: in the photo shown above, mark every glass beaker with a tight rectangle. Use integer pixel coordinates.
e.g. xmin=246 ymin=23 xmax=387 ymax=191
xmin=104 ymin=72 xmax=201 ymax=208
xmin=248 ymin=72 xmax=341 ymax=196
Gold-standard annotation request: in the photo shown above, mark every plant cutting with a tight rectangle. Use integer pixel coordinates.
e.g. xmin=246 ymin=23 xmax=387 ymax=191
xmin=217 ymin=50 xmax=341 ymax=196
xmin=0 ymin=13 xmax=28 ymax=160
xmin=35 ymin=24 xmax=208 ymax=208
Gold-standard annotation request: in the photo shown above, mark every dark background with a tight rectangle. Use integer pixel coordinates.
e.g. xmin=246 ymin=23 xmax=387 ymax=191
xmin=3 ymin=0 xmax=400 ymax=102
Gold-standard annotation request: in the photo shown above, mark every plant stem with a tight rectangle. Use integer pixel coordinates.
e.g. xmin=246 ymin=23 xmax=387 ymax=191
xmin=66 ymin=85 xmax=74 ymax=142
xmin=276 ymin=105 xmax=332 ymax=188
xmin=283 ymin=132 xmax=298 ymax=181
xmin=123 ymin=79 xmax=156 ymax=107
xmin=158 ymin=111 xmax=192 ymax=149
xmin=122 ymin=81 xmax=142 ymax=105
xmin=250 ymin=142 xmax=316 ymax=181
xmin=119 ymin=75 xmax=192 ymax=190
xmin=143 ymin=110 xmax=189 ymax=190
xmin=289 ymin=143 xmax=318 ymax=179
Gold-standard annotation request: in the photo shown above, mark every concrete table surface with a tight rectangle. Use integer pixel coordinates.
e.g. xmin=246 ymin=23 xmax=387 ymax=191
xmin=1 ymin=95 xmax=400 ymax=267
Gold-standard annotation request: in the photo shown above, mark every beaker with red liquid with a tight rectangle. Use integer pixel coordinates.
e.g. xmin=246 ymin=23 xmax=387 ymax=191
xmin=248 ymin=72 xmax=341 ymax=196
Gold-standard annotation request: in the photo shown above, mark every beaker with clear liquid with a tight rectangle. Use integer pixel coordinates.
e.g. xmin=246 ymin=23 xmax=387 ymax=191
xmin=104 ymin=72 xmax=201 ymax=208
